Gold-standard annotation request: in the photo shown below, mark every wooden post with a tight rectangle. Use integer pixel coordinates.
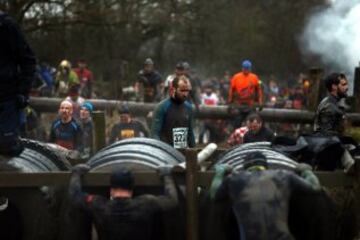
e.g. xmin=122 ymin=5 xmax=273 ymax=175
xmin=92 ymin=111 xmax=106 ymax=152
xmin=308 ymin=68 xmax=324 ymax=111
xmin=185 ymin=149 xmax=199 ymax=240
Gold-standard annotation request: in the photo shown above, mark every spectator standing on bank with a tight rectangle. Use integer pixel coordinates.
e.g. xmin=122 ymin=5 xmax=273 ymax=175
xmin=0 ymin=11 xmax=36 ymax=157
xmin=49 ymin=100 xmax=83 ymax=151
xmin=228 ymin=60 xmax=263 ymax=129
xmin=227 ymin=125 xmax=249 ymax=147
xmin=314 ymin=73 xmax=348 ymax=136
xmin=164 ymin=62 xmax=186 ymax=96
xmin=199 ymin=84 xmax=220 ymax=144
xmin=219 ymin=71 xmax=231 ymax=103
xmin=55 ymin=60 xmax=79 ymax=97
xmin=65 ymin=84 xmax=85 ymax=120
xmin=108 ymin=105 xmax=148 ymax=144
xmin=79 ymin=102 xmax=94 ymax=158
xmin=37 ymin=62 xmax=54 ymax=97
xmin=135 ymin=58 xmax=162 ymax=102
xmin=290 ymin=86 xmax=307 ymax=110
xmin=73 ymin=59 xmax=93 ymax=98
xmin=183 ymin=61 xmax=201 ymax=107
xmin=228 ymin=60 xmax=263 ymax=107
xmin=151 ymin=76 xmax=195 ymax=148
xmin=314 ymin=73 xmax=355 ymax=173
xmin=243 ymin=112 xmax=274 ymax=143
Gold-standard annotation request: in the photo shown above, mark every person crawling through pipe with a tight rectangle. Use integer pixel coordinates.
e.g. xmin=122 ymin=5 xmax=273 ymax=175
xmin=209 ymin=152 xmax=343 ymax=240
xmin=68 ymin=164 xmax=178 ymax=240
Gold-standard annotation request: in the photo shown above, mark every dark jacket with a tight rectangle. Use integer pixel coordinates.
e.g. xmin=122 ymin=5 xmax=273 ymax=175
xmin=243 ymin=126 xmax=274 ymax=143
xmin=137 ymin=70 xmax=162 ymax=102
xmin=151 ymin=97 xmax=195 ymax=148
xmin=314 ymin=94 xmax=345 ymax=136
xmin=49 ymin=118 xmax=83 ymax=151
xmin=213 ymin=169 xmax=336 ymax=240
xmin=0 ymin=11 xmax=36 ymax=102
xmin=69 ymin=171 xmax=178 ymax=240
xmin=109 ymin=120 xmax=148 ymax=144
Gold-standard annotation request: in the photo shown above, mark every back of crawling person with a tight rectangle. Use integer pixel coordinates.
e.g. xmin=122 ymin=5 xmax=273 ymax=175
xmin=210 ymin=152 xmax=321 ymax=240
xmin=69 ymin=165 xmax=178 ymax=240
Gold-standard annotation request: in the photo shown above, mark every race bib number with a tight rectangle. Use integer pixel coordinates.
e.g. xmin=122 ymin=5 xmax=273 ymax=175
xmin=172 ymin=127 xmax=188 ymax=149
xmin=120 ymin=129 xmax=135 ymax=139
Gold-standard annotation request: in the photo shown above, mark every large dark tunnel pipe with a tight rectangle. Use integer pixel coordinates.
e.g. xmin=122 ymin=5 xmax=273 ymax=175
xmin=81 ymin=138 xmax=187 ymax=240
xmin=7 ymin=139 xmax=71 ymax=172
xmin=215 ymin=142 xmax=299 ymax=171
xmin=205 ymin=142 xmax=353 ymax=240
xmin=87 ymin=138 xmax=185 ymax=171
xmin=1 ymin=139 xmax=72 ymax=240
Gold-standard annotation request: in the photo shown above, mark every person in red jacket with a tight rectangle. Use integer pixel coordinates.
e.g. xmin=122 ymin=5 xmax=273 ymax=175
xmin=73 ymin=59 xmax=93 ymax=98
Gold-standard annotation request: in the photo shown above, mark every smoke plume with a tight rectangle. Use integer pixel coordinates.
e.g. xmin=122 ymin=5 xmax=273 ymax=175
xmin=301 ymin=0 xmax=360 ymax=74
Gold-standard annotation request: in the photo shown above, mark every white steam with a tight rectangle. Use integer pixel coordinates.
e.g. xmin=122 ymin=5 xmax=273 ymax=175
xmin=301 ymin=0 xmax=360 ymax=74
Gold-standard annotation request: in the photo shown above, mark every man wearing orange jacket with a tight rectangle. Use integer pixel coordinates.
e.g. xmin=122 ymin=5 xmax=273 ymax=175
xmin=228 ymin=60 xmax=263 ymax=107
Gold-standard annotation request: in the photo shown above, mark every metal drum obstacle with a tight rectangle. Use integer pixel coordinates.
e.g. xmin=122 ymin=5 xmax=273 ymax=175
xmin=215 ymin=142 xmax=299 ymax=171
xmin=1 ymin=139 xmax=71 ymax=240
xmin=7 ymin=139 xmax=71 ymax=172
xmin=87 ymin=138 xmax=185 ymax=171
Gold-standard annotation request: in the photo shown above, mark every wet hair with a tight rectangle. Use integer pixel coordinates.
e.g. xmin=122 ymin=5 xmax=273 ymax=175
xmin=246 ymin=112 xmax=262 ymax=123
xmin=324 ymin=73 xmax=342 ymax=92
xmin=110 ymin=168 xmax=134 ymax=190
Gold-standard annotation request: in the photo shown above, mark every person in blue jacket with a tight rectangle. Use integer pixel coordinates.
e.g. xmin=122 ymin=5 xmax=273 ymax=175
xmin=151 ymin=75 xmax=195 ymax=148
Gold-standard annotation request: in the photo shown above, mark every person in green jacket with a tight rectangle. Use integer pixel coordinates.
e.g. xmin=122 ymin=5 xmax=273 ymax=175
xmin=55 ymin=60 xmax=79 ymax=97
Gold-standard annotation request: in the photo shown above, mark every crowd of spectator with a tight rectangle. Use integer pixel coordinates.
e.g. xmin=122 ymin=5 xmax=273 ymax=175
xmin=23 ymin=57 xmax=313 ymax=159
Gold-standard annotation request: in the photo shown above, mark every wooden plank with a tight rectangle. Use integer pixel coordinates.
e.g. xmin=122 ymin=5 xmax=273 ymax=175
xmin=0 ymin=172 xmax=162 ymax=187
xmin=197 ymin=171 xmax=355 ymax=188
xmin=0 ymin=170 xmax=354 ymax=188
xmin=30 ymin=96 xmax=360 ymax=124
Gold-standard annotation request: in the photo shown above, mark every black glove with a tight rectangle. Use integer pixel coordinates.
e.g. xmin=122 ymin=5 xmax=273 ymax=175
xmin=72 ymin=164 xmax=90 ymax=175
xmin=157 ymin=165 xmax=173 ymax=177
xmin=16 ymin=94 xmax=29 ymax=109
